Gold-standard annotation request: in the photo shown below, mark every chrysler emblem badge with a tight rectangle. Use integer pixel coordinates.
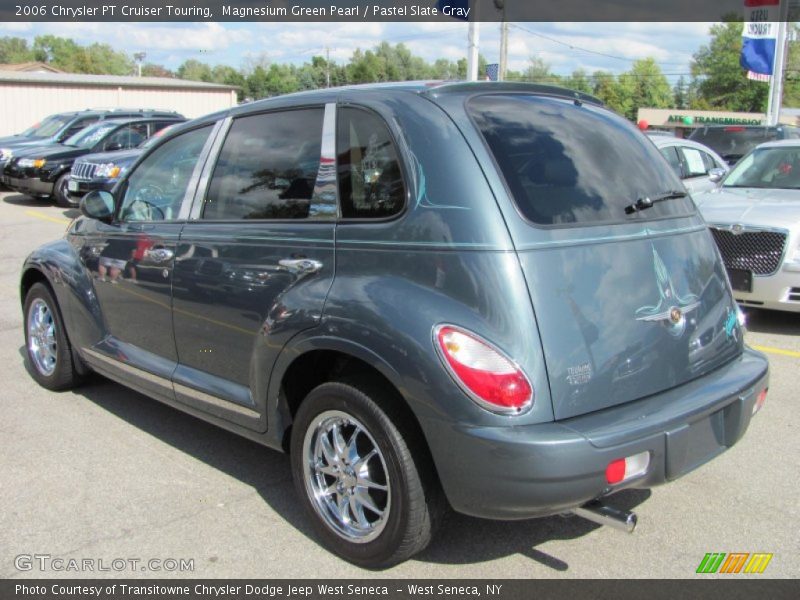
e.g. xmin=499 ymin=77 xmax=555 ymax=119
xmin=635 ymin=247 xmax=700 ymax=337
xmin=731 ymin=223 xmax=745 ymax=235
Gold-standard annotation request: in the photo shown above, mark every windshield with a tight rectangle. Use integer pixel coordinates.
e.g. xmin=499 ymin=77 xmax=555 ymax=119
xmin=690 ymin=127 xmax=781 ymax=161
xmin=723 ymin=145 xmax=800 ymax=189
xmin=20 ymin=114 xmax=73 ymax=139
xmin=468 ymin=94 xmax=692 ymax=225
xmin=64 ymin=122 xmax=119 ymax=148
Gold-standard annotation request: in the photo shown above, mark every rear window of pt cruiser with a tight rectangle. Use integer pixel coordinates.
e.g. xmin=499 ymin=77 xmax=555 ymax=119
xmin=468 ymin=94 xmax=695 ymax=226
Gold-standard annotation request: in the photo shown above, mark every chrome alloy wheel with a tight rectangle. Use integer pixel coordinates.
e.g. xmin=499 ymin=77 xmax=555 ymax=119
xmin=27 ymin=298 xmax=57 ymax=376
xmin=302 ymin=410 xmax=391 ymax=543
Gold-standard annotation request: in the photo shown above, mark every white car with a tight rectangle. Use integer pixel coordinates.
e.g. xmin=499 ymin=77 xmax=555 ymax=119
xmin=695 ymin=139 xmax=800 ymax=313
xmin=651 ymin=136 xmax=729 ymax=194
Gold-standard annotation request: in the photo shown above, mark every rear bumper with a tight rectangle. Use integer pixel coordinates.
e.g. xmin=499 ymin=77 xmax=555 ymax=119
xmin=422 ymin=347 xmax=768 ymax=520
xmin=733 ymin=268 xmax=800 ymax=313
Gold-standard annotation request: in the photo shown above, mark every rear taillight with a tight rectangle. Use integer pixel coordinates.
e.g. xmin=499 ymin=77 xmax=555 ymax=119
xmin=435 ymin=325 xmax=533 ymax=415
xmin=605 ymin=451 xmax=650 ymax=485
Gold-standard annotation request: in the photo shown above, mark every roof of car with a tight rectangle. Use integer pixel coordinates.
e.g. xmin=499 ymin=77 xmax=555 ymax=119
xmin=692 ymin=124 xmax=799 ymax=131
xmin=202 ymin=80 xmax=604 ymax=124
xmin=163 ymin=81 xmax=607 ymax=142
xmin=82 ymin=116 xmax=184 ymax=127
xmin=653 ymin=137 xmax=713 ymax=150
xmin=750 ymin=138 xmax=800 ymax=149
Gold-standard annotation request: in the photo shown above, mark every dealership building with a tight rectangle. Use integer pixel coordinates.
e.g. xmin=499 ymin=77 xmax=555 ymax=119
xmin=637 ymin=107 xmax=799 ymax=137
xmin=0 ymin=69 xmax=239 ymax=136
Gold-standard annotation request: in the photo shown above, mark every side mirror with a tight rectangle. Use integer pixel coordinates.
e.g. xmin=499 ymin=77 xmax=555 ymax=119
xmin=80 ymin=190 xmax=115 ymax=222
xmin=105 ymin=142 xmax=123 ymax=152
xmin=708 ymin=167 xmax=726 ymax=184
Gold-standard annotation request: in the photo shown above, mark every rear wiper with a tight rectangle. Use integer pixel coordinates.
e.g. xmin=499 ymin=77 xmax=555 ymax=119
xmin=624 ymin=190 xmax=687 ymax=215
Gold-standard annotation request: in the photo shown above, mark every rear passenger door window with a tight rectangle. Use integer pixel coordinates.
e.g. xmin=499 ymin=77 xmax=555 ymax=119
xmin=201 ymin=109 xmax=324 ymax=220
xmin=680 ymin=147 xmax=710 ymax=177
xmin=337 ymin=107 xmax=405 ymax=219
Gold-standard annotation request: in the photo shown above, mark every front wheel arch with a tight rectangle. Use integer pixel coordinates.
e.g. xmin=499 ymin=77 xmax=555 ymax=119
xmin=20 ymin=267 xmax=89 ymax=377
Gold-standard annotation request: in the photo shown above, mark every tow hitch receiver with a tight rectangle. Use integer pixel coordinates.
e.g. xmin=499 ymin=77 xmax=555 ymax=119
xmin=573 ymin=500 xmax=637 ymax=533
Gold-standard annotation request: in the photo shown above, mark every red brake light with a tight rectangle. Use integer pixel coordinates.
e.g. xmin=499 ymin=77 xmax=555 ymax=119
xmin=435 ymin=325 xmax=533 ymax=414
xmin=725 ymin=126 xmax=745 ymax=132
xmin=606 ymin=452 xmax=650 ymax=485
xmin=606 ymin=459 xmax=626 ymax=484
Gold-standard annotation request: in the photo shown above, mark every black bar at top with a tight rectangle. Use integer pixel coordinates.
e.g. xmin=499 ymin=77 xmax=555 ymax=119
xmin=0 ymin=0 xmax=796 ymax=23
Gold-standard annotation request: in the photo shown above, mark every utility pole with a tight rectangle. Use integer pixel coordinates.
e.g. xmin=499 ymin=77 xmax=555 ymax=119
xmin=325 ymin=46 xmax=331 ymax=88
xmin=496 ymin=1 xmax=507 ymax=81
xmin=766 ymin=3 xmax=789 ymax=126
xmin=133 ymin=51 xmax=146 ymax=77
xmin=499 ymin=21 xmax=508 ymax=81
xmin=467 ymin=22 xmax=480 ymax=81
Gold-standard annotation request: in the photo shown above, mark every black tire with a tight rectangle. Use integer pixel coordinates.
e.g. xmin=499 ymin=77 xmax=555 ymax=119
xmin=23 ymin=282 xmax=82 ymax=391
xmin=290 ymin=379 xmax=444 ymax=568
xmin=53 ymin=172 xmax=76 ymax=208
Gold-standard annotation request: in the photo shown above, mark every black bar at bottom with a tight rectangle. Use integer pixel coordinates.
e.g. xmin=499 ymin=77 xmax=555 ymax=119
xmin=1 ymin=579 xmax=798 ymax=600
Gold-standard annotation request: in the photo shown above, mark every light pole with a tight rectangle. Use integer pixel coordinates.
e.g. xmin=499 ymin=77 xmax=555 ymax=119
xmin=133 ymin=52 xmax=146 ymax=77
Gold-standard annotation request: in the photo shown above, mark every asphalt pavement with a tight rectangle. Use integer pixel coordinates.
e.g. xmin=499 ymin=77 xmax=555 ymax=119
xmin=1 ymin=191 xmax=798 ymax=579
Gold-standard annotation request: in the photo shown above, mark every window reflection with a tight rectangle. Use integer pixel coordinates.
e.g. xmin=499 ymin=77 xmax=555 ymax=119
xmin=202 ymin=109 xmax=324 ymax=220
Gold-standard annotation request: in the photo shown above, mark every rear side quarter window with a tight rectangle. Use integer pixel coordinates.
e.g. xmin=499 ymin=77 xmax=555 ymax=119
xmin=337 ymin=107 xmax=405 ymax=219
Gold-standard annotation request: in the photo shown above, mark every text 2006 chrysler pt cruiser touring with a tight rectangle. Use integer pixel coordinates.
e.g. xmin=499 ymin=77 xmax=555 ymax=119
xmin=20 ymin=82 xmax=769 ymax=567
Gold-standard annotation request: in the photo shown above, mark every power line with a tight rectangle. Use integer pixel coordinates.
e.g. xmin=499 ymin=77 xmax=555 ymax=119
xmin=509 ymin=23 xmax=689 ymax=67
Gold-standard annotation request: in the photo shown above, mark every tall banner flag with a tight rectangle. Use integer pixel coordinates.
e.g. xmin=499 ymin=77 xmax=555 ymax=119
xmin=741 ymin=0 xmax=782 ymax=76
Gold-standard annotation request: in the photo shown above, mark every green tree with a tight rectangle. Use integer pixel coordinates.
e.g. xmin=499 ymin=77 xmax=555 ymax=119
xmin=592 ymin=70 xmax=626 ymax=114
xmin=32 ymin=35 xmax=132 ymax=74
xmin=626 ymin=57 xmax=672 ymax=118
xmin=177 ymin=59 xmax=213 ymax=82
xmin=564 ymin=68 xmax=592 ymax=94
xmin=0 ymin=37 xmax=34 ymax=63
xmin=521 ymin=56 xmax=559 ymax=84
xmin=673 ymin=75 xmax=689 ymax=109
xmin=245 ymin=65 xmax=269 ymax=99
xmin=141 ymin=63 xmax=174 ymax=78
xmin=691 ymin=20 xmax=768 ymax=112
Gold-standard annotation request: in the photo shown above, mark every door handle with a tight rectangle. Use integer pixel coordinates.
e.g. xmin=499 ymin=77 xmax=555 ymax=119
xmin=278 ymin=258 xmax=323 ymax=273
xmin=144 ymin=247 xmax=174 ymax=263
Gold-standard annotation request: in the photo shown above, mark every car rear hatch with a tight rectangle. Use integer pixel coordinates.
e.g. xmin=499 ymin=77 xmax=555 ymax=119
xmin=466 ymin=93 xmax=744 ymax=420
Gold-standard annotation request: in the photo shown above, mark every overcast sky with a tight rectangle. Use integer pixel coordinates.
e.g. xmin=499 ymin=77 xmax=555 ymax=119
xmin=0 ymin=21 xmax=715 ymax=82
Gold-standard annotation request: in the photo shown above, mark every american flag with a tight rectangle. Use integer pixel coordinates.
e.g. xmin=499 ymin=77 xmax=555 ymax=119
xmin=486 ymin=63 xmax=499 ymax=81
xmin=747 ymin=70 xmax=771 ymax=82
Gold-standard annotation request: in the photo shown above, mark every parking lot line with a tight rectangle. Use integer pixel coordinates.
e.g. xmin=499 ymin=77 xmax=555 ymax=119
xmin=751 ymin=344 xmax=800 ymax=359
xmin=24 ymin=210 xmax=71 ymax=225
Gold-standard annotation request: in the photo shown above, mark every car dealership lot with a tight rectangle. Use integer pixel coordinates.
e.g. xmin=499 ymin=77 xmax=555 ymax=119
xmin=0 ymin=191 xmax=797 ymax=579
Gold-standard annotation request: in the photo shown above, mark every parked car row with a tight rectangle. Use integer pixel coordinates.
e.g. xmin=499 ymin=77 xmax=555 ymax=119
xmin=694 ymin=139 xmax=800 ymax=313
xmin=1 ymin=108 xmax=185 ymax=207
xmin=641 ymin=125 xmax=800 ymax=314
xmin=19 ymin=82 xmax=771 ymax=567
